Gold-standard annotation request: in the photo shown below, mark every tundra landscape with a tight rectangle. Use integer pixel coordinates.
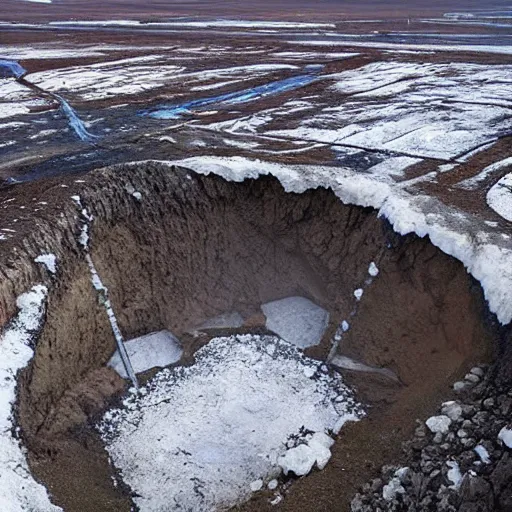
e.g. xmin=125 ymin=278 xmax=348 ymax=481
xmin=0 ymin=1 xmax=512 ymax=511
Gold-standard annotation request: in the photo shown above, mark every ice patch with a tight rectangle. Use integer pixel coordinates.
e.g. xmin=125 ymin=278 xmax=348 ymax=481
xmin=196 ymin=311 xmax=244 ymax=331
xmin=368 ymin=262 xmax=379 ymax=276
xmin=261 ymin=296 xmax=329 ymax=348
xmin=108 ymin=330 xmax=183 ymax=379
xmin=99 ymin=335 xmax=362 ymax=511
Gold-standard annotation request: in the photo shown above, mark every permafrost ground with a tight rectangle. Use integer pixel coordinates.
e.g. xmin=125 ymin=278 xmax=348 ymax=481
xmin=0 ymin=2 xmax=512 ymax=511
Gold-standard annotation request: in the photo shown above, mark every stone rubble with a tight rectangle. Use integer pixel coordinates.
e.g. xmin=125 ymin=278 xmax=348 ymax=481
xmin=351 ymin=365 xmax=512 ymax=511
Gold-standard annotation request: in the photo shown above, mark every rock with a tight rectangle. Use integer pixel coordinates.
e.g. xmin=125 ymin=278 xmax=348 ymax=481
xmin=482 ymin=398 xmax=495 ymax=410
xmin=426 ymin=415 xmax=452 ymax=434
xmin=453 ymin=381 xmax=466 ymax=393
xmin=465 ymin=373 xmax=480 ymax=384
xmin=370 ymin=478 xmax=383 ymax=493
xmin=457 ymin=429 xmax=468 ymax=439
xmin=470 ymin=367 xmax=485 ymax=378
xmin=499 ymin=396 xmax=512 ymax=417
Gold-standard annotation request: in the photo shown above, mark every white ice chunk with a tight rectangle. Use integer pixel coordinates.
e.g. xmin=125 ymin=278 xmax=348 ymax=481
xmin=426 ymin=415 xmax=452 ymax=434
xmin=474 ymin=445 xmax=491 ymax=464
xmin=108 ymin=330 xmax=183 ymax=378
xmin=383 ymin=477 xmax=405 ymax=501
xmin=261 ymin=296 xmax=329 ymax=348
xmin=368 ymin=262 xmax=379 ymax=277
xmin=250 ymin=479 xmax=263 ymax=492
xmin=34 ymin=253 xmax=57 ymax=274
xmin=278 ymin=444 xmax=316 ymax=476
xmin=100 ymin=335 xmax=361 ymax=511
xmin=447 ymin=460 xmax=463 ymax=489
xmin=498 ymin=426 xmax=512 ymax=448
xmin=441 ymin=401 xmax=462 ymax=421
xmin=354 ymin=289 xmax=364 ymax=301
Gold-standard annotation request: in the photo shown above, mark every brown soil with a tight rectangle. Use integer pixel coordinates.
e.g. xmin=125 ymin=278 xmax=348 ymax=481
xmin=0 ymin=162 xmax=498 ymax=511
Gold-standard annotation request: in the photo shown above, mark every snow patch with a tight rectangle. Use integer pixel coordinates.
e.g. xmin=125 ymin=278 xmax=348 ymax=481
xmin=99 ymin=335 xmax=362 ymax=511
xmin=34 ymin=254 xmax=57 ymax=274
xmin=0 ymin=285 xmax=62 ymax=512
xmin=498 ymin=426 xmax=512 ymax=448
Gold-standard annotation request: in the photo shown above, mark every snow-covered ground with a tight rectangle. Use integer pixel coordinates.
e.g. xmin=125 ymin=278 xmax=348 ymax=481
xmin=28 ymin=61 xmax=298 ymax=101
xmin=99 ymin=334 xmax=362 ymax=511
xmin=0 ymin=285 xmax=62 ymax=512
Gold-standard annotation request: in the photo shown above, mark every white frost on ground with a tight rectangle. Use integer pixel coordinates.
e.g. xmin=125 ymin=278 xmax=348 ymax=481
xmin=426 ymin=415 xmax=452 ymax=434
xmin=261 ymin=296 xmax=329 ymax=348
xmin=99 ymin=334 xmax=362 ymax=511
xmin=153 ymin=156 xmax=512 ymax=325
xmin=0 ymin=285 xmax=62 ymax=512
xmin=291 ymin=40 xmax=512 ymax=56
xmin=108 ymin=330 xmax=183 ymax=379
xmin=34 ymin=253 xmax=57 ymax=274
xmin=498 ymin=426 xmax=512 ymax=448
xmin=487 ymin=173 xmax=512 ymax=222
xmin=474 ymin=445 xmax=491 ymax=464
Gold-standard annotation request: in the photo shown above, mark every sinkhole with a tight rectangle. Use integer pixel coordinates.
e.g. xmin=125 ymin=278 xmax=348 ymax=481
xmin=1 ymin=161 xmax=499 ymax=512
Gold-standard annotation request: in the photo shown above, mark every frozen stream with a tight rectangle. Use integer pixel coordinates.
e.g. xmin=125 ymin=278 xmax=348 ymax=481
xmin=0 ymin=58 xmax=97 ymax=142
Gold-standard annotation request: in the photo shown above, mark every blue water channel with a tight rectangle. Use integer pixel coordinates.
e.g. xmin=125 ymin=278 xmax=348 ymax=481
xmin=55 ymin=95 xmax=97 ymax=143
xmin=142 ymin=66 xmax=322 ymax=120
xmin=0 ymin=59 xmax=27 ymax=78
xmin=1 ymin=57 xmax=97 ymax=143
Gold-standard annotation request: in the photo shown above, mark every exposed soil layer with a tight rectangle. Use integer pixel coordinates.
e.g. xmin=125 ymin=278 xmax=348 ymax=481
xmin=0 ymin=162 xmax=502 ymax=511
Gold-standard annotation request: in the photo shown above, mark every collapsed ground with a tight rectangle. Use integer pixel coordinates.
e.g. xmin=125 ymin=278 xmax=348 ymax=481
xmin=0 ymin=162 xmax=505 ymax=511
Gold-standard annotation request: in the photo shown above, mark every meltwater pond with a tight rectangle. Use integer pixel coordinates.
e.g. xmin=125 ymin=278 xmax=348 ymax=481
xmin=142 ymin=69 xmax=321 ymax=119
